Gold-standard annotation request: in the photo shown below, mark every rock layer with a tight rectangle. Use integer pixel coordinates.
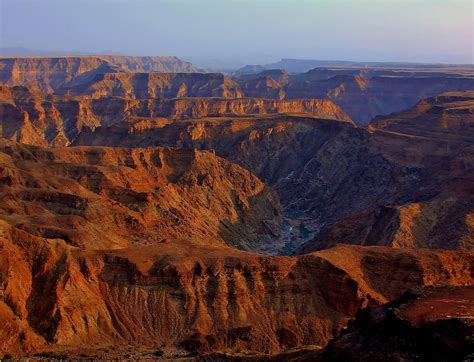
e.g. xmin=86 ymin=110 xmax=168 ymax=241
xmin=0 ymin=84 xmax=351 ymax=147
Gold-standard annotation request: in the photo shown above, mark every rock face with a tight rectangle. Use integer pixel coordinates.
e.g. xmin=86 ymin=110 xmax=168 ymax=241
xmin=0 ymin=56 xmax=198 ymax=93
xmin=233 ymin=67 xmax=474 ymax=124
xmin=0 ymin=84 xmax=352 ymax=147
xmin=313 ymin=286 xmax=474 ymax=361
xmin=72 ymin=115 xmax=424 ymax=251
xmin=139 ymin=97 xmax=352 ymax=122
xmin=238 ymin=70 xmax=289 ymax=100
xmin=0 ymin=139 xmax=282 ymax=251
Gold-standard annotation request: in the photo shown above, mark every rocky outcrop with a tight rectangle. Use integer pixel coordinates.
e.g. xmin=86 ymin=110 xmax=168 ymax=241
xmin=140 ymin=97 xmax=352 ymax=122
xmin=4 ymin=58 xmax=472 ymax=125
xmin=237 ymin=70 xmax=290 ymax=100
xmin=0 ymin=85 xmax=101 ymax=147
xmin=1 ymin=85 xmax=472 ymax=254
xmin=0 ymin=139 xmax=283 ymax=251
xmin=312 ymin=286 xmax=474 ymax=361
xmin=0 ymin=56 xmax=114 ymax=93
xmin=298 ymin=197 xmax=474 ymax=253
xmin=369 ymin=91 xmax=474 ymax=150
xmin=0 ymin=56 xmax=198 ymax=93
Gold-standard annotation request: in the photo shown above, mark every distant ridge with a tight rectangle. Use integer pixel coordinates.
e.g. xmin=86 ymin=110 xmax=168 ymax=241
xmin=237 ymin=58 xmax=474 ymax=74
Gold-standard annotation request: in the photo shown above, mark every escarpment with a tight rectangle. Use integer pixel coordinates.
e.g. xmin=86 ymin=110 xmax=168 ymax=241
xmin=2 ymin=58 xmax=473 ymax=125
xmin=97 ymin=55 xmax=198 ymax=73
xmin=1 ymin=139 xmax=470 ymax=357
xmin=369 ymin=91 xmax=474 ymax=147
xmin=0 ymin=56 xmax=198 ymax=93
xmin=4 ymin=85 xmax=470 ymax=253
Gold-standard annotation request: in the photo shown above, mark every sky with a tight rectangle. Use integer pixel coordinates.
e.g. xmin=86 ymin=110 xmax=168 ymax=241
xmin=0 ymin=0 xmax=473 ymax=68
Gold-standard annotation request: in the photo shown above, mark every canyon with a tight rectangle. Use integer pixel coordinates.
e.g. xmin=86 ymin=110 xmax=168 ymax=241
xmin=0 ymin=56 xmax=473 ymax=359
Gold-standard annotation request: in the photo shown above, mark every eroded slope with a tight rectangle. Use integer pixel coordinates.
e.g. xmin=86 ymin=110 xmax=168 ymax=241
xmin=0 ymin=139 xmax=282 ymax=251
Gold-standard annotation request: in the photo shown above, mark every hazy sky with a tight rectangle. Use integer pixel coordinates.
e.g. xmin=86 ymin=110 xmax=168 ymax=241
xmin=1 ymin=0 xmax=473 ymax=66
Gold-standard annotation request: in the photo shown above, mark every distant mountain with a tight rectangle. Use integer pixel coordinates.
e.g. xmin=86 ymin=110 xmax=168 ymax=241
xmin=237 ymin=59 xmax=355 ymax=74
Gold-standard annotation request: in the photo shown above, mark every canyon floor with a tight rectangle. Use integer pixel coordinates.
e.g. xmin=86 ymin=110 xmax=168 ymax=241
xmin=0 ymin=56 xmax=473 ymax=360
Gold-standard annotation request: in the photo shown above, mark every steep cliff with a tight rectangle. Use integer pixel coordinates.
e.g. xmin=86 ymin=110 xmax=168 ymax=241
xmin=75 ymin=114 xmax=426 ymax=252
xmin=369 ymin=91 xmax=474 ymax=147
xmin=0 ymin=56 xmax=114 ymax=93
xmin=98 ymin=55 xmax=198 ymax=73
